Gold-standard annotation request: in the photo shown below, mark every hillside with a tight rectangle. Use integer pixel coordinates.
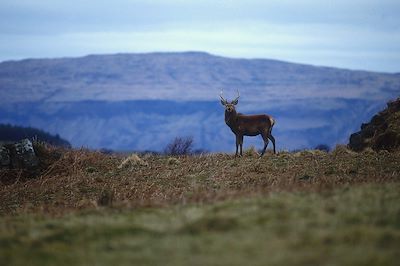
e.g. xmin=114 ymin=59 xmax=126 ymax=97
xmin=0 ymin=144 xmax=400 ymax=265
xmin=349 ymin=98 xmax=400 ymax=151
xmin=0 ymin=123 xmax=70 ymax=147
xmin=0 ymin=52 xmax=399 ymax=151
xmin=1 ymin=145 xmax=399 ymax=212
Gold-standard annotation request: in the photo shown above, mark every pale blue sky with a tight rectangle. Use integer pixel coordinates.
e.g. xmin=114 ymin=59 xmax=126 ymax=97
xmin=0 ymin=0 xmax=399 ymax=72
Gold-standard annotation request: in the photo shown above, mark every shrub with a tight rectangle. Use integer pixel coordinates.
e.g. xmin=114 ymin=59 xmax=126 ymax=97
xmin=315 ymin=144 xmax=330 ymax=152
xmin=164 ymin=136 xmax=194 ymax=155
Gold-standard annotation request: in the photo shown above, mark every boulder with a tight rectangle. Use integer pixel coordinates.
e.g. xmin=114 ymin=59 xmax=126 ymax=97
xmin=349 ymin=98 xmax=400 ymax=152
xmin=0 ymin=145 xmax=10 ymax=166
xmin=0 ymin=139 xmax=39 ymax=169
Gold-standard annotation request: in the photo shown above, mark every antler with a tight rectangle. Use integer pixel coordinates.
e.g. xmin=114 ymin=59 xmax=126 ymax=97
xmin=220 ymin=89 xmax=227 ymax=103
xmin=231 ymin=89 xmax=240 ymax=104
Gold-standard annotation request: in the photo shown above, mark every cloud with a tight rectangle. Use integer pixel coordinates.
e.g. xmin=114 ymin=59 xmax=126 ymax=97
xmin=0 ymin=0 xmax=400 ymax=71
xmin=2 ymin=22 xmax=399 ymax=72
xmin=2 ymin=0 xmax=399 ymax=33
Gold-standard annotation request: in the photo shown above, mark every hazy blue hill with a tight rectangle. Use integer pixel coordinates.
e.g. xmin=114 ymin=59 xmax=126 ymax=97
xmin=0 ymin=52 xmax=399 ymax=151
xmin=1 ymin=52 xmax=399 ymax=102
xmin=0 ymin=99 xmax=386 ymax=152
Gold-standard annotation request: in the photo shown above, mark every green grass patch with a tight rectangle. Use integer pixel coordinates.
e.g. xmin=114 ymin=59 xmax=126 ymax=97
xmin=1 ymin=183 xmax=400 ymax=266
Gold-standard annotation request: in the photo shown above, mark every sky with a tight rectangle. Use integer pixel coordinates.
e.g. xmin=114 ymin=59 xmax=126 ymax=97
xmin=0 ymin=0 xmax=399 ymax=72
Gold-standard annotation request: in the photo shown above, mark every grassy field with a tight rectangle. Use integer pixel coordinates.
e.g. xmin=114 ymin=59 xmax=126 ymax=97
xmin=1 ymin=145 xmax=400 ymax=265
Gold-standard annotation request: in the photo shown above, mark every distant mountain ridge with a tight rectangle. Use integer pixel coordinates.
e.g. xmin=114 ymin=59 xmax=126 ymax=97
xmin=1 ymin=52 xmax=398 ymax=103
xmin=0 ymin=52 xmax=399 ymax=151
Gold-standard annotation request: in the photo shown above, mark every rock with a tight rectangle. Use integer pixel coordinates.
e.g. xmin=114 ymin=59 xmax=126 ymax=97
xmin=348 ymin=98 xmax=400 ymax=152
xmin=349 ymin=132 xmax=364 ymax=152
xmin=0 ymin=145 xmax=10 ymax=166
xmin=373 ymin=131 xmax=400 ymax=151
xmin=14 ymin=139 xmax=39 ymax=168
xmin=0 ymin=139 xmax=39 ymax=169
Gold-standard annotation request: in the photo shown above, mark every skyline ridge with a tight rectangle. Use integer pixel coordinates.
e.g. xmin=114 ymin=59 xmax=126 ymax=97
xmin=1 ymin=50 xmax=398 ymax=74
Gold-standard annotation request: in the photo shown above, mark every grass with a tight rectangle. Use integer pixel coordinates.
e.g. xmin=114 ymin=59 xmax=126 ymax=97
xmin=1 ymin=183 xmax=400 ymax=266
xmin=1 ymin=146 xmax=399 ymax=214
xmin=1 ymin=144 xmax=400 ymax=265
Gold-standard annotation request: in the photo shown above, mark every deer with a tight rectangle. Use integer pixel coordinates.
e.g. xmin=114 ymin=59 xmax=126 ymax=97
xmin=220 ymin=90 xmax=276 ymax=157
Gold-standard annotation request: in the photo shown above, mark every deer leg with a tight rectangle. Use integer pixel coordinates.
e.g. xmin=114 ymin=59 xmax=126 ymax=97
xmin=268 ymin=134 xmax=276 ymax=154
xmin=239 ymin=135 xmax=244 ymax=156
xmin=260 ymin=131 xmax=269 ymax=157
xmin=235 ymin=135 xmax=240 ymax=157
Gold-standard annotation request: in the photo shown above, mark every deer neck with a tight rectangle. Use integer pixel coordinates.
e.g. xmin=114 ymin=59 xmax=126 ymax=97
xmin=225 ymin=109 xmax=239 ymax=130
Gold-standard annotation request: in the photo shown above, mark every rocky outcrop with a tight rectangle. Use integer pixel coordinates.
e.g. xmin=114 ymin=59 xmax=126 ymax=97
xmin=0 ymin=139 xmax=39 ymax=170
xmin=349 ymin=98 xmax=400 ymax=151
xmin=0 ymin=145 xmax=10 ymax=167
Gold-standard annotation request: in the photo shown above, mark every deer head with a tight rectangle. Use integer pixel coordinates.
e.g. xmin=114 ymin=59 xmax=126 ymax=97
xmin=220 ymin=90 xmax=240 ymax=113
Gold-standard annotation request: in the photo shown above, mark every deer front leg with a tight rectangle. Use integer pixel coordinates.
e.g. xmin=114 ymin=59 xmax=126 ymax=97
xmin=235 ymin=134 xmax=243 ymax=157
xmin=235 ymin=135 xmax=240 ymax=157
xmin=239 ymin=135 xmax=244 ymax=156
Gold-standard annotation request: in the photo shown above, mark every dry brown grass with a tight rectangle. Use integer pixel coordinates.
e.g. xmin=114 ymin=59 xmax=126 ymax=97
xmin=1 ymin=144 xmax=400 ymax=216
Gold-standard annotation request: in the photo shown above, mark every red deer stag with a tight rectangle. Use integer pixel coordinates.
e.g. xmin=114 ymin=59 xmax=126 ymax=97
xmin=220 ymin=90 xmax=276 ymax=157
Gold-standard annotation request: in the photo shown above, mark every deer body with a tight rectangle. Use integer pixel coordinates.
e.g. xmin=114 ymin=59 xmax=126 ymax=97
xmin=221 ymin=91 xmax=276 ymax=157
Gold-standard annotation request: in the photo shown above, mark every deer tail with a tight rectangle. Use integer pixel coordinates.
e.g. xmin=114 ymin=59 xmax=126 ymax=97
xmin=269 ymin=116 xmax=275 ymax=128
xmin=268 ymin=116 xmax=275 ymax=134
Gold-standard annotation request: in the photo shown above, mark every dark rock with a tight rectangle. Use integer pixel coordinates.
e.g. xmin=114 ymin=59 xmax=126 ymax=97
xmin=373 ymin=131 xmax=400 ymax=151
xmin=360 ymin=123 xmax=368 ymax=130
xmin=387 ymin=99 xmax=400 ymax=112
xmin=0 ymin=145 xmax=10 ymax=166
xmin=371 ymin=114 xmax=384 ymax=125
xmin=13 ymin=139 xmax=39 ymax=169
xmin=362 ymin=125 xmax=376 ymax=138
xmin=349 ymin=98 xmax=400 ymax=152
xmin=0 ymin=139 xmax=39 ymax=169
xmin=349 ymin=132 xmax=366 ymax=152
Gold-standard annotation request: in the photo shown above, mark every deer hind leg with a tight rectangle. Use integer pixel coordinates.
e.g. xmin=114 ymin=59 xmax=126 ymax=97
xmin=268 ymin=133 xmax=276 ymax=154
xmin=260 ymin=131 xmax=269 ymax=157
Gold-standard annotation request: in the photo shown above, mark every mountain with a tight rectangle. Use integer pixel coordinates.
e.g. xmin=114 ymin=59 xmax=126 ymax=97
xmin=0 ymin=52 xmax=399 ymax=152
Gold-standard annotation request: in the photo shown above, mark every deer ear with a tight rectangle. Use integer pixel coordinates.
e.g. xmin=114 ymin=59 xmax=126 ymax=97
xmin=231 ymin=99 xmax=238 ymax=105
xmin=220 ymin=99 xmax=226 ymax=106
